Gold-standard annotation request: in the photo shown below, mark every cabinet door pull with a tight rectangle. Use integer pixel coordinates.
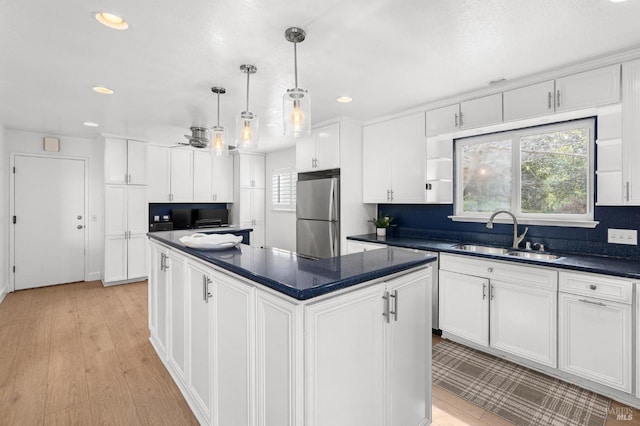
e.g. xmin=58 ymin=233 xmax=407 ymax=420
xmin=160 ymin=253 xmax=165 ymax=271
xmin=454 ymin=113 xmax=459 ymax=127
xmin=589 ymin=284 xmax=597 ymax=290
xmin=548 ymin=91 xmax=552 ymax=109
xmin=626 ymin=182 xmax=630 ymax=201
xmin=579 ymin=298 xmax=606 ymax=307
xmin=125 ymin=173 xmax=129 ymax=183
xmin=382 ymin=291 xmax=390 ymax=323
xmin=386 ymin=189 xmax=390 ymax=201
xmin=556 ymin=90 xmax=561 ymax=107
xmin=459 ymin=111 xmax=464 ymax=127
xmin=490 ymin=284 xmax=495 ymax=300
xmin=390 ymin=190 xmax=394 ymax=201
xmin=128 ymin=173 xmax=132 ymax=183
xmin=389 ymin=290 xmax=398 ymax=321
xmin=482 ymin=283 xmax=487 ymax=300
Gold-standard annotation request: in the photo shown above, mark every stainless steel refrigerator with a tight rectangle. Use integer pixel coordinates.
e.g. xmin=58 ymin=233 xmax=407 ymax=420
xmin=296 ymin=174 xmax=340 ymax=258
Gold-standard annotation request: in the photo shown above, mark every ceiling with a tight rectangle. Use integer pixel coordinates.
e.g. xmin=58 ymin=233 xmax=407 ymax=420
xmin=2 ymin=0 xmax=640 ymax=152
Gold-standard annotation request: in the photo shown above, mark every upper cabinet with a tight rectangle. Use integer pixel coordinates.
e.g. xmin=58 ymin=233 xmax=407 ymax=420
xmin=296 ymin=123 xmax=340 ymax=172
xmin=622 ymin=59 xmax=640 ymax=205
xmin=238 ymin=152 xmax=265 ymax=189
xmin=104 ymin=138 xmax=148 ymax=185
xmin=363 ymin=113 xmax=426 ymax=203
xmin=425 ymin=94 xmax=502 ymax=136
xmin=504 ymin=65 xmax=620 ymax=122
xmin=146 ymin=145 xmax=235 ymax=203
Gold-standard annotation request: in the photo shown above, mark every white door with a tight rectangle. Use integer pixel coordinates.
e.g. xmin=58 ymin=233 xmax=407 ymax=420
xmin=391 ymin=113 xmax=426 ymax=203
xmin=170 ymin=148 xmax=194 ymax=202
xmin=126 ymin=140 xmax=148 ymax=184
xmin=425 ymin=103 xmax=459 ymax=136
xmin=314 ymin=123 xmax=340 ymax=171
xmin=295 ymin=134 xmax=317 ymax=172
xmin=362 ymin=121 xmax=392 ymax=203
xmin=147 ymin=145 xmax=171 ymax=202
xmin=503 ymin=80 xmax=555 ymax=122
xmin=460 ymin=93 xmax=503 ymax=129
xmin=126 ymin=186 xmax=148 ymax=279
xmin=13 ymin=155 xmax=85 ymax=290
xmin=193 ymin=150 xmax=213 ymax=202
xmin=167 ymin=252 xmax=187 ymax=382
xmin=212 ymin=155 xmax=234 ymax=202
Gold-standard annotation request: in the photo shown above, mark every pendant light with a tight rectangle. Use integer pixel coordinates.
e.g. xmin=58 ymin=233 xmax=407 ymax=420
xmin=236 ymin=64 xmax=259 ymax=149
xmin=283 ymin=27 xmax=311 ymax=137
xmin=210 ymin=87 xmax=227 ymax=156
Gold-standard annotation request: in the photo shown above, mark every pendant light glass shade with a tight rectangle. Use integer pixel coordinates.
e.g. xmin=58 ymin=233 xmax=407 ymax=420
xmin=283 ymin=27 xmax=311 ymax=137
xmin=210 ymin=87 xmax=228 ymax=156
xmin=236 ymin=64 xmax=259 ymax=149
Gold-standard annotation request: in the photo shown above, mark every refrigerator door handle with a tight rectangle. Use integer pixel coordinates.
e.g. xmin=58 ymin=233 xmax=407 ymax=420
xmin=328 ymin=179 xmax=337 ymax=221
xmin=329 ymin=222 xmax=338 ymax=257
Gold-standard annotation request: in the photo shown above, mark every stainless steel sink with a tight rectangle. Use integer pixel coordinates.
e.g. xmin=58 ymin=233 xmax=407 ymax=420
xmin=453 ymin=244 xmax=510 ymax=255
xmin=506 ymin=251 xmax=561 ymax=260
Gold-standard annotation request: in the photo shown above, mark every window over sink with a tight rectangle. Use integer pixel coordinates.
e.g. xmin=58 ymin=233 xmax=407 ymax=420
xmin=453 ymin=118 xmax=596 ymax=226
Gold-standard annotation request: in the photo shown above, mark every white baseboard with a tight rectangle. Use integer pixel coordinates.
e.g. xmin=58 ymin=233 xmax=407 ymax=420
xmin=86 ymin=271 xmax=101 ymax=282
xmin=0 ymin=285 xmax=8 ymax=305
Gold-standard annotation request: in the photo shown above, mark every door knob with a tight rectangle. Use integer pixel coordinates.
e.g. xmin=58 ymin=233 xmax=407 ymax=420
xmin=77 ymin=225 xmax=84 ymax=229
xmin=77 ymin=215 xmax=83 ymax=220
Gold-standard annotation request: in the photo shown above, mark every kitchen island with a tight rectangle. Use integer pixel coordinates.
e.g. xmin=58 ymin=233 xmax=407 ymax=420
xmin=147 ymin=230 xmax=436 ymax=426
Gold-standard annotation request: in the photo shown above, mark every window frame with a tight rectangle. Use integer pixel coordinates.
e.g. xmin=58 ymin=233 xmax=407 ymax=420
xmin=453 ymin=118 xmax=596 ymax=226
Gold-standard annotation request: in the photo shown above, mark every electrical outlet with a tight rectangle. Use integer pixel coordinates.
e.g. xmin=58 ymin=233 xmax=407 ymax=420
xmin=607 ymin=228 xmax=638 ymax=245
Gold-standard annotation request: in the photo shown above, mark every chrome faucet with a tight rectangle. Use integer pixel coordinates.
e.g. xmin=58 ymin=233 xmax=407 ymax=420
xmin=486 ymin=210 xmax=529 ymax=249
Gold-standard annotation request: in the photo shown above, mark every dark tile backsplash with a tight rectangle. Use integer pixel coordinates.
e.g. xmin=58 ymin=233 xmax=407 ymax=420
xmin=377 ymin=204 xmax=640 ymax=260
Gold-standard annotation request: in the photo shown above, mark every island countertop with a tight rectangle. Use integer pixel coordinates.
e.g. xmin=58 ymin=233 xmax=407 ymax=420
xmin=148 ymin=230 xmax=436 ymax=300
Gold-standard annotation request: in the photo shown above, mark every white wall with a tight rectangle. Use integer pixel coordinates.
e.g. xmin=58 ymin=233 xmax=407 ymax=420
xmin=0 ymin=123 xmax=7 ymax=301
xmin=5 ymin=129 xmax=103 ymax=284
xmin=265 ymin=147 xmax=296 ymax=251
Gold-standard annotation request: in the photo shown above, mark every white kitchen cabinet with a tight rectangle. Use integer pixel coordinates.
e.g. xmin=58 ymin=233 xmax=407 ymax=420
xmin=503 ymin=80 xmax=556 ymax=122
xmin=363 ymin=113 xmax=426 ymax=203
xmin=213 ymin=273 xmax=254 ymax=426
xmin=439 ymin=270 xmax=489 ymax=346
xmin=425 ymin=94 xmax=502 ymax=136
xmin=425 ymin=104 xmax=460 ymax=136
xmin=212 ymin=155 xmax=234 ymax=202
xmin=149 ymin=244 xmax=169 ymax=358
xmin=147 ymin=145 xmax=171 ymax=202
xmin=440 ymin=254 xmax=557 ymax=366
xmin=490 ymin=278 xmax=557 ymax=367
xmin=622 ymin=59 xmax=640 ymax=204
xmin=170 ymin=148 xmax=194 ymax=202
xmin=255 ymin=290 xmax=301 ymax=426
xmin=296 ymin=123 xmax=340 ymax=172
xmin=346 ymin=240 xmax=387 ymax=254
xmin=193 ymin=150 xmax=213 ymax=202
xmin=238 ymin=152 xmax=266 ymax=189
xmin=636 ymin=283 xmax=640 ymax=399
xmin=460 ymin=94 xmax=503 ymax=130
xmin=239 ymin=188 xmax=265 ymax=247
xmin=555 ymin=65 xmax=620 ymax=112
xmin=167 ymin=251 xmax=187 ymax=382
xmin=305 ymin=267 xmax=431 ymax=426
xmin=558 ymin=271 xmax=633 ymax=393
xmin=104 ymin=138 xmax=148 ymax=185
xmin=504 ymin=65 xmax=620 ymax=122
xmin=186 ymin=260 xmax=214 ymax=423
xmin=103 ymin=185 xmax=147 ymax=284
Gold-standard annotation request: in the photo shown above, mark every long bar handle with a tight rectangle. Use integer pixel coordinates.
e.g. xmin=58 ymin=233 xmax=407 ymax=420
xmin=160 ymin=253 xmax=165 ymax=271
xmin=382 ymin=291 xmax=390 ymax=323
xmin=548 ymin=91 xmax=552 ymax=109
xmin=389 ymin=290 xmax=398 ymax=321
xmin=579 ymin=298 xmax=606 ymax=307
xmin=202 ymin=275 xmax=208 ymax=302
xmin=556 ymin=90 xmax=561 ymax=107
xmin=490 ymin=284 xmax=495 ymax=300
xmin=482 ymin=283 xmax=487 ymax=300
xmin=454 ymin=113 xmax=459 ymax=127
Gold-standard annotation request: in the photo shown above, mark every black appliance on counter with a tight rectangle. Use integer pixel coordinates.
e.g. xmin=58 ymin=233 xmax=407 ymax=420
xmin=172 ymin=208 xmax=194 ymax=230
xmin=149 ymin=221 xmax=173 ymax=232
xmin=194 ymin=208 xmax=229 ymax=229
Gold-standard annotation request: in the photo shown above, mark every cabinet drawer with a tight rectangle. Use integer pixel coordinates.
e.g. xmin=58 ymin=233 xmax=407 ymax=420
xmin=559 ymin=271 xmax=633 ymax=304
xmin=440 ymin=254 xmax=557 ymax=290
xmin=346 ymin=240 xmax=387 ymax=254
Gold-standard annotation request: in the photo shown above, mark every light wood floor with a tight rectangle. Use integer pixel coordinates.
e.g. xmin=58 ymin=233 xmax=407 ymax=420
xmin=0 ymin=280 xmax=637 ymax=426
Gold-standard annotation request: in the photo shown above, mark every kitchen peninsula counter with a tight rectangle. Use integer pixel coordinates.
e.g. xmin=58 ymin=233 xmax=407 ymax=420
xmin=147 ymin=230 xmax=434 ymax=426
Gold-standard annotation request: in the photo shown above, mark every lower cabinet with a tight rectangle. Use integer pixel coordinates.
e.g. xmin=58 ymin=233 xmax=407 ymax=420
xmin=148 ymin=240 xmax=431 ymax=426
xmin=305 ymin=268 xmax=431 ymax=426
xmin=186 ymin=260 xmax=214 ymax=422
xmin=439 ymin=254 xmax=557 ymax=367
xmin=345 ymin=240 xmax=387 ymax=254
xmin=558 ymin=271 xmax=633 ymax=393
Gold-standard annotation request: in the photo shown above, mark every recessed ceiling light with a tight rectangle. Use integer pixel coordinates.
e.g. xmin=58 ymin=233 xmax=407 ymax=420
xmin=83 ymin=121 xmax=99 ymax=127
xmin=95 ymin=12 xmax=129 ymax=30
xmin=92 ymin=86 xmax=114 ymax=94
xmin=336 ymin=96 xmax=353 ymax=103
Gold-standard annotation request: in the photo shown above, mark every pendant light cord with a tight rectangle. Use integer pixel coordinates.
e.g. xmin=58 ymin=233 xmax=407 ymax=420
xmin=245 ymin=70 xmax=250 ymax=111
xmin=216 ymin=91 xmax=220 ymax=127
xmin=293 ymin=41 xmax=298 ymax=90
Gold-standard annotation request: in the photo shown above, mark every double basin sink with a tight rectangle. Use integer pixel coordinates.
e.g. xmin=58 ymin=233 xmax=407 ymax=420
xmin=453 ymin=244 xmax=562 ymax=261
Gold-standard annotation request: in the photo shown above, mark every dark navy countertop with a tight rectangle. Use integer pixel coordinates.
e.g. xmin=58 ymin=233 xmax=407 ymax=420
xmin=148 ymin=230 xmax=436 ymax=300
xmin=348 ymin=234 xmax=640 ymax=280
